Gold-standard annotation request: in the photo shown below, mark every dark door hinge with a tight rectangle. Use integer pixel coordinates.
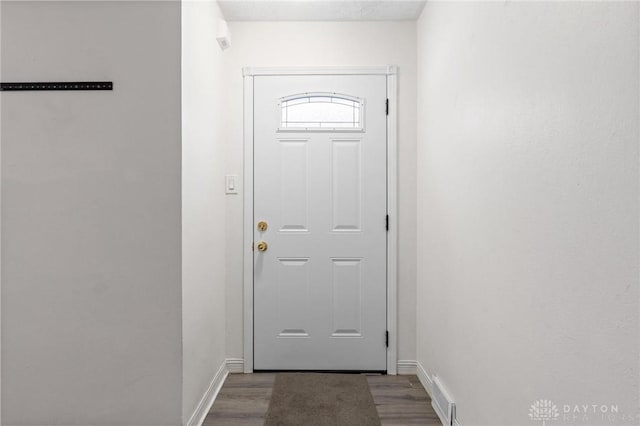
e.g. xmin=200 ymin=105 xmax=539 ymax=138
xmin=385 ymin=331 xmax=389 ymax=347
xmin=385 ymin=214 xmax=389 ymax=231
xmin=385 ymin=98 xmax=389 ymax=115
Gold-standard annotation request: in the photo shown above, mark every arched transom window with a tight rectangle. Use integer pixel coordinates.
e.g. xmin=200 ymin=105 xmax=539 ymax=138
xmin=279 ymin=93 xmax=364 ymax=132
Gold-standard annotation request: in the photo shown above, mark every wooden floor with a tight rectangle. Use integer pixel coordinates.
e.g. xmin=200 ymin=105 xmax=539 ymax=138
xmin=204 ymin=373 xmax=441 ymax=425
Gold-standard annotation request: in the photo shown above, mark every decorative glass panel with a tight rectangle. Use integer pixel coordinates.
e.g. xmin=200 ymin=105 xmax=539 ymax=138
xmin=279 ymin=93 xmax=364 ymax=131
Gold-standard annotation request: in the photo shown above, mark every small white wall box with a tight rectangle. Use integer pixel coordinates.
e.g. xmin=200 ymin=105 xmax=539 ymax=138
xmin=432 ymin=375 xmax=456 ymax=426
xmin=217 ymin=19 xmax=231 ymax=50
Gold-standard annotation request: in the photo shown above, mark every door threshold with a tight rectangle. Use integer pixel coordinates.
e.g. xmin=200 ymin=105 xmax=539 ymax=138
xmin=253 ymin=369 xmax=387 ymax=375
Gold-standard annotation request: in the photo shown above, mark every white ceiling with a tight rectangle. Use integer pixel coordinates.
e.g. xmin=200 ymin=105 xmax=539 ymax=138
xmin=217 ymin=0 xmax=427 ymax=21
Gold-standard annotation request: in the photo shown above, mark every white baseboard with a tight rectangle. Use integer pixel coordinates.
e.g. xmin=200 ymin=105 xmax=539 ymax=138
xmin=226 ymin=358 xmax=244 ymax=374
xmin=416 ymin=361 xmax=434 ymax=399
xmin=396 ymin=360 xmax=417 ymax=375
xmin=186 ymin=360 xmax=229 ymax=426
xmin=227 ymin=358 xmax=415 ymax=376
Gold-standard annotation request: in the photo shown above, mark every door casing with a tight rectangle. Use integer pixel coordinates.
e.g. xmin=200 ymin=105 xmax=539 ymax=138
xmin=242 ymin=66 xmax=398 ymax=374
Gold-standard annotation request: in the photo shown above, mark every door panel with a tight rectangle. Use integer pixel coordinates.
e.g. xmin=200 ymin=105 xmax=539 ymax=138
xmin=279 ymin=140 xmax=309 ymax=231
xmin=331 ymin=258 xmax=363 ymax=337
xmin=331 ymin=139 xmax=362 ymax=231
xmin=253 ymin=74 xmax=387 ymax=371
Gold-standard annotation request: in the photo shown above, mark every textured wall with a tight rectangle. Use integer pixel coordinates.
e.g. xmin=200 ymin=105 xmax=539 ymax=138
xmin=1 ymin=2 xmax=182 ymax=424
xmin=416 ymin=2 xmax=639 ymax=425
xmin=181 ymin=0 xmax=228 ymax=422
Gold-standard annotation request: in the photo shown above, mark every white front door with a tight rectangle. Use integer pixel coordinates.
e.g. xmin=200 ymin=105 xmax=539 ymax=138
xmin=253 ymin=74 xmax=387 ymax=371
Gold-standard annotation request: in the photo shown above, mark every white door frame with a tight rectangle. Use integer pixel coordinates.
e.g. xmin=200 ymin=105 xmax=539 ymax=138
xmin=242 ymin=66 xmax=398 ymax=374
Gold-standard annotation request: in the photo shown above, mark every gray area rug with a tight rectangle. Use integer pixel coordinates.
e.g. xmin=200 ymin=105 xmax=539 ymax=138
xmin=264 ymin=373 xmax=382 ymax=426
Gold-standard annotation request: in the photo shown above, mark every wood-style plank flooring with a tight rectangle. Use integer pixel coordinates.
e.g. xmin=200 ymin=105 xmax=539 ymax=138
xmin=204 ymin=373 xmax=440 ymax=425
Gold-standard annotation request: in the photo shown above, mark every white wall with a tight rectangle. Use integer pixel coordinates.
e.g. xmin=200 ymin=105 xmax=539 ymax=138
xmin=416 ymin=2 xmax=639 ymax=425
xmin=222 ymin=21 xmax=418 ymax=366
xmin=1 ymin=2 xmax=183 ymax=425
xmin=181 ymin=0 xmax=228 ymax=423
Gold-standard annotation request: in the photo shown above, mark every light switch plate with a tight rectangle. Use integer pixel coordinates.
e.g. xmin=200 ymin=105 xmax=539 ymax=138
xmin=225 ymin=175 xmax=238 ymax=194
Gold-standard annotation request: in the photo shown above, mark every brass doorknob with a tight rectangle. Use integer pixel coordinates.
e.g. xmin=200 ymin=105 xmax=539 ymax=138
xmin=256 ymin=241 xmax=268 ymax=252
xmin=257 ymin=220 xmax=268 ymax=231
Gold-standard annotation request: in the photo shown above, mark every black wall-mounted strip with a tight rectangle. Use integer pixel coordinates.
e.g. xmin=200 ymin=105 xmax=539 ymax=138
xmin=0 ymin=81 xmax=113 ymax=91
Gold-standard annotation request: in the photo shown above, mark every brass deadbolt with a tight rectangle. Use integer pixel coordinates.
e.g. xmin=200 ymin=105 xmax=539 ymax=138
xmin=257 ymin=220 xmax=268 ymax=232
